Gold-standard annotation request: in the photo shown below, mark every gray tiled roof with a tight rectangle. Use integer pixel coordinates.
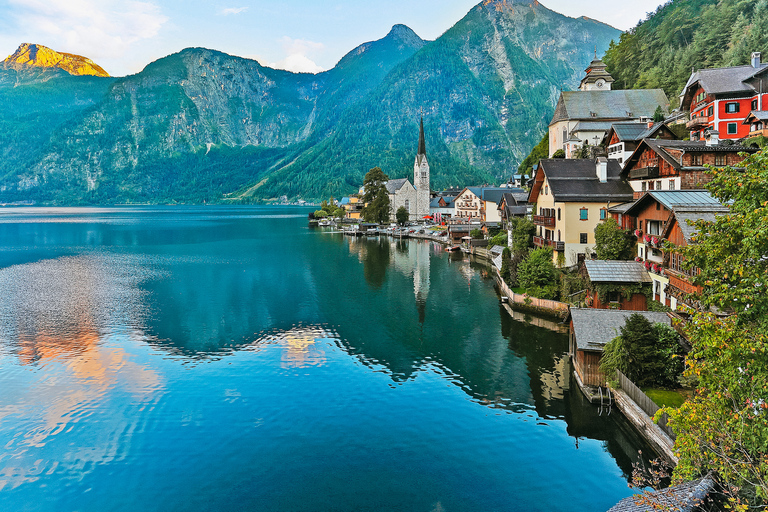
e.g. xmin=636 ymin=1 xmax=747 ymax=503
xmin=385 ymin=178 xmax=410 ymax=194
xmin=585 ymin=260 xmax=652 ymax=283
xmin=550 ymin=89 xmax=669 ymax=125
xmin=537 ymin=158 xmax=634 ymax=203
xmin=745 ymin=110 xmax=768 ymax=122
xmin=624 ymin=190 xmax=727 ymax=217
xmin=607 ymin=474 xmax=716 ymax=512
xmin=683 ymin=64 xmax=768 ymax=97
xmin=570 ymin=121 xmax=615 ymax=133
xmin=675 ymin=211 xmax=723 ymax=243
xmin=430 ymin=195 xmax=455 ymax=208
xmin=570 ymin=308 xmax=672 ymax=352
xmin=610 ymin=122 xmax=669 ymax=142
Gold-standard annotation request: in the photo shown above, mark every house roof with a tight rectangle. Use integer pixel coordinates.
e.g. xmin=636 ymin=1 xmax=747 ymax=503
xmin=681 ymin=63 xmax=768 ymax=105
xmin=607 ymin=474 xmax=716 ymax=512
xmin=499 ymin=192 xmax=529 ymax=216
xmin=624 ymin=190 xmax=728 ymax=217
xmin=669 ymin=211 xmax=724 ymax=244
xmin=621 ymin=139 xmax=757 ymax=177
xmin=743 ymin=110 xmax=768 ymax=124
xmin=550 ymin=89 xmax=669 ymax=125
xmin=530 ymin=158 xmax=634 ymax=204
xmin=429 ymin=195 xmax=455 ymax=208
xmin=385 ymin=178 xmax=411 ymax=194
xmin=607 ymin=202 xmax=634 ymax=214
xmin=606 ymin=122 xmax=674 ymax=144
xmin=569 ymin=308 xmax=672 ymax=352
xmin=584 ymin=260 xmax=652 ymax=284
xmin=570 ymin=121 xmax=616 ymax=134
xmin=463 ymin=187 xmax=524 ymax=205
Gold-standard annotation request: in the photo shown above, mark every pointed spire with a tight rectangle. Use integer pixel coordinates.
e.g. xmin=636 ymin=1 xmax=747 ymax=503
xmin=418 ymin=116 xmax=426 ymax=156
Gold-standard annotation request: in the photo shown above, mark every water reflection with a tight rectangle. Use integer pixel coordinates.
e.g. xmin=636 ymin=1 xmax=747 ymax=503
xmin=0 ymin=254 xmax=164 ymax=491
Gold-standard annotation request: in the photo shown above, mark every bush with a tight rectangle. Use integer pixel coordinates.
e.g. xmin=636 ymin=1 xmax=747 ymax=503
xmin=470 ymin=228 xmax=483 ymax=239
xmin=488 ymin=231 xmax=508 ymax=247
xmin=517 ymin=247 xmax=555 ymax=291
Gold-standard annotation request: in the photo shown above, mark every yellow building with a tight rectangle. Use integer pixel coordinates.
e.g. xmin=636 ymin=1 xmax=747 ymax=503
xmin=528 ymin=158 xmax=634 ymax=267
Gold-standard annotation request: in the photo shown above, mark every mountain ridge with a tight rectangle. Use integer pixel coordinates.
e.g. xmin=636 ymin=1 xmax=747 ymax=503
xmin=3 ymin=43 xmax=110 ymax=78
xmin=0 ymin=1 xmax=621 ymax=204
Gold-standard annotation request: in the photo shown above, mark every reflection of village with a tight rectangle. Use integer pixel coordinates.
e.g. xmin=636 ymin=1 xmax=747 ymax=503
xmin=339 ymin=233 xmax=650 ymax=477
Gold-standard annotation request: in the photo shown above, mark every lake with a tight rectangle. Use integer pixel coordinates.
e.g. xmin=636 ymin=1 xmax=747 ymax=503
xmin=0 ymin=206 xmax=652 ymax=511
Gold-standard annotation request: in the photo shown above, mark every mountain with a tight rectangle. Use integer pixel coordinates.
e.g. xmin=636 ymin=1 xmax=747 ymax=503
xmin=0 ymin=1 xmax=620 ymax=204
xmin=4 ymin=43 xmax=110 ymax=78
xmin=603 ymin=0 xmax=768 ymax=101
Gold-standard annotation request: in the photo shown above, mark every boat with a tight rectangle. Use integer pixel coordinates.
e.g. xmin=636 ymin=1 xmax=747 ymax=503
xmin=445 ymin=245 xmax=461 ymax=252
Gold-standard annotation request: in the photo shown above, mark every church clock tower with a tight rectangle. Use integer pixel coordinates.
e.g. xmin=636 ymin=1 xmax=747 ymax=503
xmin=414 ymin=116 xmax=430 ymax=218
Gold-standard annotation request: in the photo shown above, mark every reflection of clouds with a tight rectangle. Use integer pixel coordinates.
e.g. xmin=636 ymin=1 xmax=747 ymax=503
xmin=0 ymin=254 xmax=164 ymax=491
xmin=253 ymin=325 xmax=337 ymax=369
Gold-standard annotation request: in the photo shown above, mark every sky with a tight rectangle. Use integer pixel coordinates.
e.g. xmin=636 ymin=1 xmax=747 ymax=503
xmin=0 ymin=0 xmax=668 ymax=77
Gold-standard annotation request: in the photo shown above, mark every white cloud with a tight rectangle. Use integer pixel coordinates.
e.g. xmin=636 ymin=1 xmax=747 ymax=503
xmin=6 ymin=0 xmax=168 ymax=61
xmin=220 ymin=7 xmax=248 ymax=15
xmin=269 ymin=37 xmax=325 ymax=73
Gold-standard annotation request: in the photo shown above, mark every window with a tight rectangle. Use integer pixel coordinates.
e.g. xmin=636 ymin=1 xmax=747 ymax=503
xmin=715 ymin=154 xmax=725 ymax=166
xmin=707 ymin=106 xmax=713 ymax=117
xmin=656 ymin=180 xmax=662 ymax=190
xmin=600 ymin=208 xmax=607 ymax=220
xmin=752 ymin=99 xmax=758 ymax=110
xmin=656 ymin=202 xmax=660 ymax=210
xmin=639 ymin=246 xmax=644 ymax=258
xmin=580 ymin=233 xmax=588 ymax=244
xmin=669 ymin=180 xmax=675 ymax=190
xmin=579 ymin=208 xmax=588 ymax=220
xmin=648 ymin=181 xmax=654 ymax=190
xmin=544 ymin=185 xmax=548 ymax=195
xmin=557 ymin=208 xmax=561 ymax=221
xmin=642 ymin=182 xmax=647 ymax=192
xmin=727 ymin=122 xmax=738 ymax=134
xmin=557 ymin=230 xmax=561 ymax=241
xmin=725 ymin=102 xmax=740 ymax=113
xmin=404 ymin=200 xmax=410 ymax=212
xmin=692 ymin=154 xmax=703 ymax=165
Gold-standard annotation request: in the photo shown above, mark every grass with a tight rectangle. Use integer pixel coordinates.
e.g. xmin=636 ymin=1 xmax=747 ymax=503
xmin=642 ymin=388 xmax=687 ymax=409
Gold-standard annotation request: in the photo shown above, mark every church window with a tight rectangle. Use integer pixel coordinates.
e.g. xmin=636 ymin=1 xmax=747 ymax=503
xmin=404 ymin=200 xmax=410 ymax=212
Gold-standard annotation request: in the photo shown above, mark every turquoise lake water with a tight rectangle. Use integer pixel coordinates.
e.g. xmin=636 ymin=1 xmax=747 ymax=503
xmin=0 ymin=206 xmax=652 ymax=511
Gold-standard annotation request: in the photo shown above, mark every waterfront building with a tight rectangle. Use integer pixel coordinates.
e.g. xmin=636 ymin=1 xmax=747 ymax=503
xmin=622 ymin=190 xmax=728 ymax=311
xmin=582 ymin=260 xmax=651 ymax=311
xmin=680 ymin=51 xmax=768 ymax=141
xmin=528 ymin=158 xmax=634 ymax=267
xmin=385 ymin=178 xmax=417 ymax=221
xmin=413 ymin=117 xmax=431 ymax=219
xmin=429 ymin=195 xmax=455 ymax=222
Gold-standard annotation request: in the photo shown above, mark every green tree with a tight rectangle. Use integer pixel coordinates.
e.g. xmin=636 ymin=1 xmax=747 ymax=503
xmin=395 ymin=206 xmax=408 ymax=225
xmin=517 ymin=247 xmax=555 ymax=291
xmin=662 ymin=149 xmax=768 ymax=508
xmin=594 ymin=217 xmax=636 ymax=260
xmin=518 ymin=132 xmax=549 ymax=178
xmin=511 ymin=217 xmax=535 ymax=257
xmin=470 ymin=228 xmax=483 ymax=239
xmin=361 ymin=167 xmax=391 ymax=224
xmin=552 ymin=149 xmax=565 ymax=158
xmin=652 ymin=105 xmax=665 ymax=122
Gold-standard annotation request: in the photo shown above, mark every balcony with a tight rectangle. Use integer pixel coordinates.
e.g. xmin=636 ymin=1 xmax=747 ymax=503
xmin=533 ymin=235 xmax=564 ymax=251
xmin=686 ymin=116 xmax=710 ymax=129
xmin=666 ymin=270 xmax=703 ymax=296
xmin=532 ymin=214 xmax=556 ymax=228
xmin=629 ymin=166 xmax=660 ymax=179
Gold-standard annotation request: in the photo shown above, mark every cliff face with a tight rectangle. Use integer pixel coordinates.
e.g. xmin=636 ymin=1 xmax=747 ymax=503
xmin=4 ymin=43 xmax=110 ymax=77
xmin=0 ymin=1 xmax=620 ymax=204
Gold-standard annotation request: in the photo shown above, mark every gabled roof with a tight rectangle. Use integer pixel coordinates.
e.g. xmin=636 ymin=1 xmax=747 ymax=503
xmin=605 ymin=122 xmax=676 ymax=144
xmin=624 ymin=190 xmax=728 ymax=217
xmin=550 ymin=89 xmax=669 ymax=125
xmin=385 ymin=178 xmax=411 ymax=194
xmin=743 ymin=110 xmax=768 ymax=124
xmin=462 ymin=187 xmax=523 ymax=205
xmin=429 ymin=195 xmax=455 ymax=208
xmin=670 ymin=211 xmax=724 ymax=244
xmin=584 ymin=260 xmax=652 ymax=284
xmin=569 ymin=308 xmax=672 ymax=352
xmin=681 ymin=63 xmax=768 ymax=105
xmin=529 ymin=158 xmax=634 ymax=204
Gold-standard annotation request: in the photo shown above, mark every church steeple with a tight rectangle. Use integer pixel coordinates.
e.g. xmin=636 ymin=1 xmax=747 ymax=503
xmin=418 ymin=116 xmax=426 ymax=156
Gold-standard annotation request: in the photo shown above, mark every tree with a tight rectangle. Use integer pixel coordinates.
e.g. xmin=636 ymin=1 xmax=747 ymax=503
xmin=662 ymin=149 xmax=768 ymax=508
xmin=517 ymin=247 xmax=555 ymax=291
xmin=510 ymin=217 xmax=535 ymax=257
xmin=594 ymin=217 xmax=636 ymax=260
xmin=470 ymin=228 xmax=483 ymax=239
xmin=395 ymin=206 xmax=408 ymax=226
xmin=361 ymin=167 xmax=390 ymax=224
xmin=518 ymin=132 xmax=549 ymax=178
xmin=652 ymin=105 xmax=665 ymax=122
xmin=600 ymin=315 xmax=683 ymax=388
xmin=552 ymin=149 xmax=565 ymax=158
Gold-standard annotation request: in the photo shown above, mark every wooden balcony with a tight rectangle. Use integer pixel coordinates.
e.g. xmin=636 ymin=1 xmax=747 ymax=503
xmin=629 ymin=165 xmax=660 ymax=179
xmin=533 ymin=235 xmax=564 ymax=251
xmin=686 ymin=116 xmax=710 ymax=129
xmin=532 ymin=214 xmax=556 ymax=227
xmin=666 ymin=269 xmax=703 ymax=296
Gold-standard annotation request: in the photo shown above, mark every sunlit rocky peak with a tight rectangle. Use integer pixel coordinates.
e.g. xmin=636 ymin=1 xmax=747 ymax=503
xmin=3 ymin=43 xmax=110 ymax=77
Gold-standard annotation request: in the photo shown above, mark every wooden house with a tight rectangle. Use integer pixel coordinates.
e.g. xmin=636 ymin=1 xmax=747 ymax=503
xmin=569 ymin=308 xmax=672 ymax=391
xmin=583 ymin=260 xmax=652 ymax=311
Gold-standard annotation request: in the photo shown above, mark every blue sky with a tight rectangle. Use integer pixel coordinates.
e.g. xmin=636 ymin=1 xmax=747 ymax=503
xmin=0 ymin=0 xmax=667 ymax=77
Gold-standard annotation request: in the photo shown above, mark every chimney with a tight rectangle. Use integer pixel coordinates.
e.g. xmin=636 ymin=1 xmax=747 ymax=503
xmin=706 ymin=130 xmax=720 ymax=147
xmin=647 ymin=121 xmax=654 ymax=129
xmin=596 ymin=157 xmax=608 ymax=183
xmin=752 ymin=52 xmax=762 ymax=68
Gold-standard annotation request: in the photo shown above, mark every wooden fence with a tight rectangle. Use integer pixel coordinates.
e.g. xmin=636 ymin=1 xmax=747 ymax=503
xmin=495 ymin=274 xmax=569 ymax=315
xmin=616 ymin=370 xmax=676 ymax=440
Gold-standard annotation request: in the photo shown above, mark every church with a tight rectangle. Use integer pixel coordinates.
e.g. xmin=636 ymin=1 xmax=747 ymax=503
xmin=386 ymin=117 xmax=431 ymax=221
xmin=548 ymin=56 xmax=669 ymax=158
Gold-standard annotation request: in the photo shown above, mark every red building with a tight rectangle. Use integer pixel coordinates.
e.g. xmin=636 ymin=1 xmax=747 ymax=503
xmin=680 ymin=52 xmax=768 ymax=140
